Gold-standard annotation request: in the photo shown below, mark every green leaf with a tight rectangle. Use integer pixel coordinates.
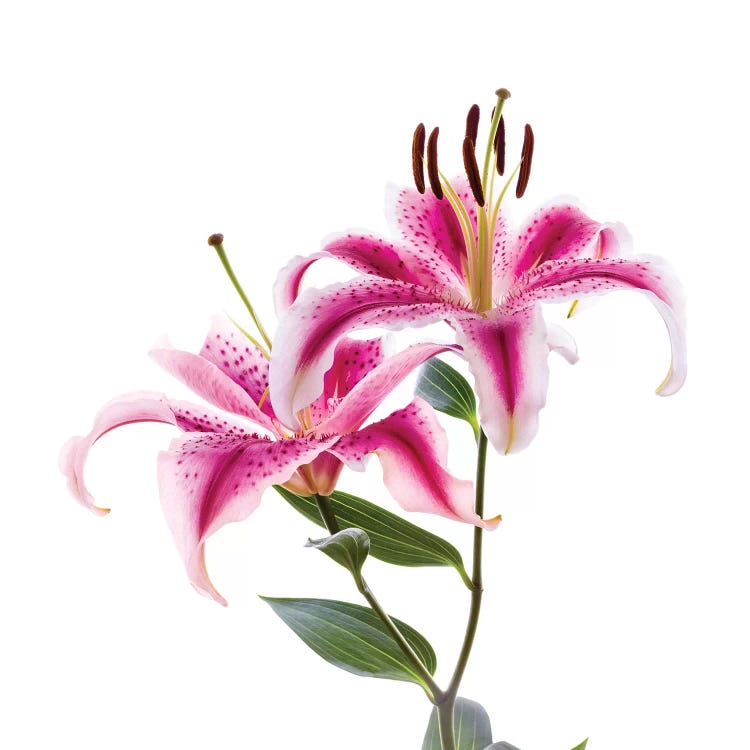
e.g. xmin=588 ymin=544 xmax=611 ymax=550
xmin=484 ymin=743 xmax=522 ymax=750
xmin=570 ymin=740 xmax=588 ymax=750
xmin=416 ymin=357 xmax=479 ymax=438
xmin=306 ymin=528 xmax=370 ymax=587
xmin=422 ymin=697 xmax=493 ymax=750
xmin=260 ymin=597 xmax=436 ymax=688
xmin=274 ymin=486 xmax=472 ymax=587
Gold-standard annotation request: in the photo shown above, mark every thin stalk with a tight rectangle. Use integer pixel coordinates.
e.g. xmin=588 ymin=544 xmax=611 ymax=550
xmin=211 ymin=241 xmax=273 ymax=350
xmin=312 ymin=493 xmax=441 ymax=701
xmin=438 ymin=430 xmax=490 ymax=750
xmin=447 ymin=430 xmax=487 ymax=694
xmin=438 ymin=168 xmax=479 ymax=296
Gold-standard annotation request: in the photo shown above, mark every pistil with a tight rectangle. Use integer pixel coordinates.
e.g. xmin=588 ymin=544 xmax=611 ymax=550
xmin=208 ymin=233 xmax=273 ymax=352
xmin=476 ymin=89 xmax=511 ymax=311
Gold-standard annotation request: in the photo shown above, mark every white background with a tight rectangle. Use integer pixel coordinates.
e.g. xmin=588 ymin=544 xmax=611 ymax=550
xmin=2 ymin=1 xmax=748 ymax=748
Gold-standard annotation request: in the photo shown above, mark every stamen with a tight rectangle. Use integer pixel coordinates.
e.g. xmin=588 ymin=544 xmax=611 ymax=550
xmin=411 ymin=123 xmax=426 ymax=194
xmin=426 ymin=127 xmax=443 ymax=200
xmin=465 ymin=104 xmax=480 ymax=148
xmin=462 ymin=136 xmax=485 ymax=207
xmin=494 ymin=116 xmax=506 ymax=175
xmin=257 ymin=385 xmax=271 ymax=410
xmin=515 ymin=124 xmax=534 ymax=199
xmin=228 ymin=315 xmax=271 ymax=360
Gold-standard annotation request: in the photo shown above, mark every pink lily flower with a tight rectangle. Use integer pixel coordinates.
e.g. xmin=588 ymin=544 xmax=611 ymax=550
xmin=270 ymin=95 xmax=685 ymax=455
xmin=61 ymin=317 xmax=492 ymax=605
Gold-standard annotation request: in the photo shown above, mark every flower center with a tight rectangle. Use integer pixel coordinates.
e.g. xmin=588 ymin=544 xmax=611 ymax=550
xmin=411 ymin=89 xmax=535 ymax=313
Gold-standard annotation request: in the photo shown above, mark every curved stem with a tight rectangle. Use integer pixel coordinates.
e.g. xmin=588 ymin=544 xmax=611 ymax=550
xmin=438 ymin=430 xmax=490 ymax=749
xmin=312 ymin=493 xmax=441 ymax=701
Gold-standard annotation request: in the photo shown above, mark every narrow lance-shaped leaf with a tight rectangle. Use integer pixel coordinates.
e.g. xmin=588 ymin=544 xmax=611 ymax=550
xmin=306 ymin=528 xmax=370 ymax=589
xmin=260 ymin=597 xmax=436 ymax=689
xmin=570 ymin=740 xmax=588 ymax=750
xmin=484 ymin=743 xmax=522 ymax=750
xmin=416 ymin=357 xmax=479 ymax=439
xmin=422 ymin=697 xmax=493 ymax=750
xmin=274 ymin=486 xmax=472 ymax=588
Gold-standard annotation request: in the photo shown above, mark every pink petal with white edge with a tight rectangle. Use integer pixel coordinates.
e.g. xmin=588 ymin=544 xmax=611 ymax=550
xmin=60 ymin=391 xmax=247 ymax=514
xmin=307 ymin=336 xmax=387 ymax=428
xmin=158 ymin=433 xmax=335 ymax=605
xmin=493 ymin=202 xmax=629 ymax=296
xmin=452 ymin=307 xmax=551 ymax=455
xmin=269 ymin=277 xmax=465 ymax=426
xmin=331 ymin=399 xmax=496 ymax=528
xmin=274 ymin=252 xmax=327 ymax=315
xmin=199 ymin=316 xmax=274 ymax=417
xmin=151 ymin=345 xmax=276 ymax=433
xmin=273 ymin=233 xmax=425 ymax=315
xmin=385 ymin=180 xmax=477 ymax=293
xmin=314 ymin=341 xmax=462 ymax=437
xmin=507 ymin=255 xmax=686 ymax=396
xmin=323 ymin=337 xmax=385 ymax=401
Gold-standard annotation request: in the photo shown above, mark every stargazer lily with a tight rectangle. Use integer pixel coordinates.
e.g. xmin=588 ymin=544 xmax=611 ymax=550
xmin=61 ymin=315 xmax=492 ymax=605
xmin=270 ymin=89 xmax=686 ymax=454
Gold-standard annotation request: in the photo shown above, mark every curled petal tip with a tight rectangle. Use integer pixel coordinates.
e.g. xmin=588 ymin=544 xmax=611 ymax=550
xmin=93 ymin=505 xmax=111 ymax=516
xmin=655 ymin=361 xmax=684 ymax=397
xmin=482 ymin=513 xmax=502 ymax=530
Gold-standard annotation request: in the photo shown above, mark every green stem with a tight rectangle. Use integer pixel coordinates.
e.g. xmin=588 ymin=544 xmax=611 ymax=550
xmin=437 ymin=699 xmax=457 ymax=750
xmin=312 ymin=493 xmax=441 ymax=701
xmin=438 ymin=430 xmax=489 ymax=750
xmin=211 ymin=241 xmax=273 ymax=350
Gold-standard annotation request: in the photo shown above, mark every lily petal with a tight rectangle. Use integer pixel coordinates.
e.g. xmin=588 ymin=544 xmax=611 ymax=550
xmin=60 ymin=391 xmax=246 ymax=515
xmin=507 ymin=256 xmax=686 ymax=395
xmin=158 ymin=433 xmax=336 ymax=605
xmin=273 ymin=252 xmax=327 ymax=315
xmin=385 ymin=180 xmax=478 ymax=292
xmin=330 ymin=399 xmax=496 ymax=528
xmin=307 ymin=336 xmax=388 ymax=427
xmin=314 ymin=341 xmax=462 ymax=436
xmin=452 ymin=307 xmax=550 ymax=455
xmin=546 ymin=323 xmax=579 ymax=364
xmin=269 ymin=277 xmax=465 ymax=426
xmin=151 ymin=345 xmax=276 ymax=432
xmin=323 ymin=337 xmax=385 ymax=401
xmin=273 ymin=232 xmax=425 ymax=315
xmin=493 ymin=203 xmax=628 ymax=296
xmin=199 ymin=316 xmax=274 ymax=417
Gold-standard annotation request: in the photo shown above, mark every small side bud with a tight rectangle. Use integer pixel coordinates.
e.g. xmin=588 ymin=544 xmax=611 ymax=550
xmin=465 ymin=104 xmax=480 ymax=148
xmin=208 ymin=233 xmax=224 ymax=247
xmin=412 ymin=123 xmax=426 ymax=194
xmin=515 ymin=124 xmax=534 ymax=199
xmin=495 ymin=88 xmax=511 ymax=100
xmin=426 ymin=127 xmax=443 ymax=200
